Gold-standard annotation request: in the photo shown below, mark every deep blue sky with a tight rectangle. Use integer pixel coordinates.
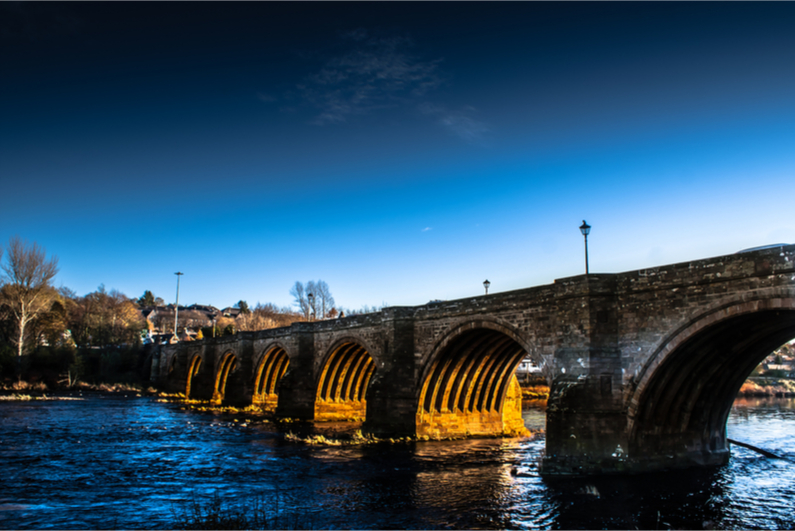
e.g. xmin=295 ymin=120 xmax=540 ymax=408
xmin=2 ymin=2 xmax=794 ymax=311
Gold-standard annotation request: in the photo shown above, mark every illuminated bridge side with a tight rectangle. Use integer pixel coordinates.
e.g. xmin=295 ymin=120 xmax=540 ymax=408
xmin=154 ymin=244 xmax=795 ymax=475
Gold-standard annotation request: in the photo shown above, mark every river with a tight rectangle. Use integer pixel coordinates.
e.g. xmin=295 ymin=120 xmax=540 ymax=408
xmin=0 ymin=395 xmax=793 ymax=530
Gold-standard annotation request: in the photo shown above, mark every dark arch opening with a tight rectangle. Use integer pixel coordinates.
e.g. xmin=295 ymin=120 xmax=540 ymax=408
xmin=253 ymin=346 xmax=290 ymax=412
xmin=212 ymin=352 xmax=237 ymax=405
xmin=629 ymin=308 xmax=795 ymax=467
xmin=417 ymin=328 xmax=529 ymax=438
xmin=315 ymin=341 xmax=374 ymax=421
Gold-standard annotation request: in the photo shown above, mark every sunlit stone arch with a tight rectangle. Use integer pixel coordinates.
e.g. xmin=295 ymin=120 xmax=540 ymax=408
xmin=314 ymin=336 xmax=376 ymax=421
xmin=211 ymin=350 xmax=238 ymax=405
xmin=185 ymin=353 xmax=203 ymax=399
xmin=252 ymin=342 xmax=291 ymax=412
xmin=416 ymin=319 xmax=533 ymax=438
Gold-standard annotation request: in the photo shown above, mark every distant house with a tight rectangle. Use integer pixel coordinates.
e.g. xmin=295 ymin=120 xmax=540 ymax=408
xmin=187 ymin=304 xmax=222 ymax=320
xmin=139 ymin=304 xmax=222 ymax=334
xmin=515 ymin=356 xmax=543 ymax=382
xmin=222 ymin=307 xmax=242 ymax=319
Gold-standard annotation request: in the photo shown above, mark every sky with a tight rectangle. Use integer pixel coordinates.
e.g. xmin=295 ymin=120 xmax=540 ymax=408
xmin=2 ymin=2 xmax=795 ymax=312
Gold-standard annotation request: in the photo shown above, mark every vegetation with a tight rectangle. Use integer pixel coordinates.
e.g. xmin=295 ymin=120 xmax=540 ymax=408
xmin=171 ymin=491 xmax=313 ymax=530
xmin=0 ymin=236 xmax=379 ymax=389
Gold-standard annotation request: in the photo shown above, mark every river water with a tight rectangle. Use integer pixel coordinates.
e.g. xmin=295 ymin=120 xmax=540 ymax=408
xmin=0 ymin=395 xmax=793 ymax=530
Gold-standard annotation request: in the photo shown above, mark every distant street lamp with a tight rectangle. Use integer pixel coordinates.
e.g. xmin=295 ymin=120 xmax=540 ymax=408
xmin=579 ymin=220 xmax=591 ymax=275
xmin=483 ymin=279 xmax=491 ymax=295
xmin=212 ymin=318 xmax=217 ymax=338
xmin=174 ymin=272 xmax=183 ymax=338
xmin=307 ymin=292 xmax=314 ymax=321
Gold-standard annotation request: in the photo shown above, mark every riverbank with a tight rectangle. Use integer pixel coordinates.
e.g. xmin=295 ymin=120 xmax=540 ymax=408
xmin=520 ymin=376 xmax=549 ymax=402
xmin=738 ymin=377 xmax=795 ymax=397
xmin=0 ymin=379 xmax=158 ymax=397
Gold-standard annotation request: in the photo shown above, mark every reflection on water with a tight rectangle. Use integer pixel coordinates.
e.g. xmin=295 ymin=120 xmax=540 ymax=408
xmin=0 ymin=395 xmax=793 ymax=529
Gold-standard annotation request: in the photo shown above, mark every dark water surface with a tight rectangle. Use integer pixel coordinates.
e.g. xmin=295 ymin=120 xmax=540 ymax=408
xmin=1 ymin=395 xmax=793 ymax=529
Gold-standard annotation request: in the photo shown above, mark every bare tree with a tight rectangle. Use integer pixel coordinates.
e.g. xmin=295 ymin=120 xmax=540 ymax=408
xmin=314 ymin=280 xmax=335 ymax=320
xmin=291 ymin=280 xmax=336 ymax=320
xmin=290 ymin=281 xmax=310 ymax=320
xmin=0 ymin=236 xmax=59 ymax=366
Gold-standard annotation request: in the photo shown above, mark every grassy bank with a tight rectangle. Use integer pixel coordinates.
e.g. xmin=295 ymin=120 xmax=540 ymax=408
xmin=0 ymin=379 xmax=159 ymax=397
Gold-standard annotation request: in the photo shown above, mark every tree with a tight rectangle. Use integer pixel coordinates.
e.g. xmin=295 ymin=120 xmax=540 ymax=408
xmin=235 ymin=300 xmax=251 ymax=314
xmin=290 ymin=280 xmax=336 ymax=320
xmin=68 ymin=285 xmax=145 ymax=348
xmin=0 ymin=236 xmax=59 ymax=368
xmin=313 ymin=280 xmax=335 ymax=320
xmin=137 ymin=290 xmax=164 ymax=307
xmin=290 ymin=281 xmax=310 ymax=320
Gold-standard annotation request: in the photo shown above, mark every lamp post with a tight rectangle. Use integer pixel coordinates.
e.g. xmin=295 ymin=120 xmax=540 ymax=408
xmin=173 ymin=272 xmax=183 ymax=338
xmin=307 ymin=292 xmax=314 ymax=322
xmin=579 ymin=220 xmax=591 ymax=275
xmin=483 ymin=279 xmax=490 ymax=295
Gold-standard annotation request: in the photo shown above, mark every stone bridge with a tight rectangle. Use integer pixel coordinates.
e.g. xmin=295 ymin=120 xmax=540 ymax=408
xmin=152 ymin=244 xmax=795 ymax=475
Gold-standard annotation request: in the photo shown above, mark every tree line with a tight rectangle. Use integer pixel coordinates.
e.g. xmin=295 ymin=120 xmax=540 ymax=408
xmin=0 ymin=236 xmax=378 ymax=386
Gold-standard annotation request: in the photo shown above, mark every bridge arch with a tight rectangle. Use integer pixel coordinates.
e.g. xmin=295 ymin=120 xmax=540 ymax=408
xmin=252 ymin=343 xmax=290 ymax=412
xmin=627 ymin=291 xmax=795 ymax=468
xmin=212 ymin=351 xmax=238 ymax=405
xmin=314 ymin=337 xmax=376 ymax=421
xmin=416 ymin=319 xmax=533 ymax=438
xmin=185 ymin=354 xmax=203 ymax=399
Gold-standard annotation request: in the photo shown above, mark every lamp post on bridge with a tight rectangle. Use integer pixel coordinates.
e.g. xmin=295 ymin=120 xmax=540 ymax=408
xmin=483 ymin=279 xmax=490 ymax=295
xmin=307 ymin=292 xmax=314 ymax=322
xmin=173 ymin=272 xmax=183 ymax=338
xmin=579 ymin=220 xmax=591 ymax=275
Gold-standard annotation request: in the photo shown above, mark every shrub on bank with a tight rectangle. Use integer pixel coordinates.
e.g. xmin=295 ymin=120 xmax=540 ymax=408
xmin=739 ymin=378 xmax=795 ymax=397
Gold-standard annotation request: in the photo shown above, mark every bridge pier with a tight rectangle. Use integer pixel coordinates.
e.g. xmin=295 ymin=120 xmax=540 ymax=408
xmin=275 ymin=328 xmax=317 ymax=420
xmin=362 ymin=312 xmax=418 ymax=437
xmin=541 ymin=374 xmax=630 ymax=475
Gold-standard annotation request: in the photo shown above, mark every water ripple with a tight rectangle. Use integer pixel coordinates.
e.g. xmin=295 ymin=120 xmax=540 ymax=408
xmin=0 ymin=396 xmax=794 ymax=529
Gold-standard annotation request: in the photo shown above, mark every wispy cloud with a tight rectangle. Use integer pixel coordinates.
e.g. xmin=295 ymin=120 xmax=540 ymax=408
xmin=419 ymin=103 xmax=489 ymax=143
xmin=299 ymin=30 xmax=442 ymax=125
xmin=422 ymin=227 xmax=432 ymax=232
